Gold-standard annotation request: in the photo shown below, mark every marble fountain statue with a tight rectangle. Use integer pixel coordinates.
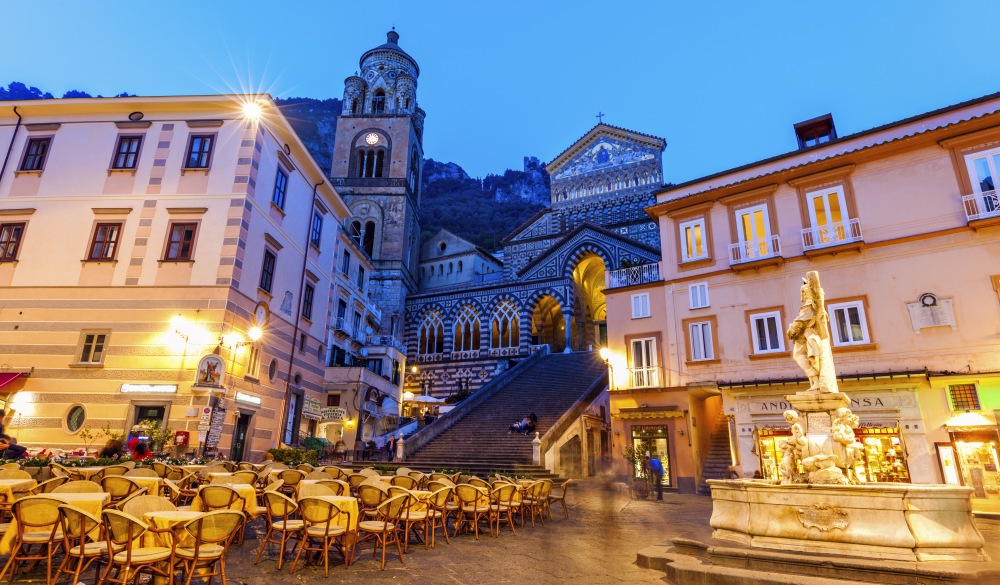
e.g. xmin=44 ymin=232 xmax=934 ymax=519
xmin=708 ymin=271 xmax=988 ymax=562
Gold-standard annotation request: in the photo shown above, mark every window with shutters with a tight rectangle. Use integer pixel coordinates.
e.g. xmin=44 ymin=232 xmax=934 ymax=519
xmin=679 ymin=218 xmax=708 ymax=262
xmin=749 ymin=310 xmax=784 ymax=354
xmin=828 ymin=300 xmax=870 ymax=346
xmin=689 ymin=282 xmax=709 ymax=309
xmin=631 ymin=293 xmax=650 ymax=319
xmin=76 ymin=330 xmax=110 ymax=365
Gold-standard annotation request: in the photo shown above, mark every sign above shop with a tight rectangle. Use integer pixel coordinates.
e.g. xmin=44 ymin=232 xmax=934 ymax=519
xmin=234 ymin=391 xmax=261 ymax=405
xmin=748 ymin=393 xmax=900 ymax=415
xmin=303 ymin=396 xmax=323 ymax=421
xmin=120 ymin=384 xmax=177 ymax=394
xmin=321 ymin=407 xmax=348 ymax=422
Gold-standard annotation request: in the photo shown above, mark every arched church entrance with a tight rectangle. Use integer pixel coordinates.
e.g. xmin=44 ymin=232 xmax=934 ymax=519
xmin=531 ymin=295 xmax=566 ymax=353
xmin=571 ymin=253 xmax=607 ymax=351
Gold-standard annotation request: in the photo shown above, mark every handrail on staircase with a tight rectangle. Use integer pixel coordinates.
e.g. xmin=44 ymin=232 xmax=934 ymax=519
xmin=402 ymin=346 xmax=550 ymax=458
xmin=538 ymin=367 xmax=608 ymax=462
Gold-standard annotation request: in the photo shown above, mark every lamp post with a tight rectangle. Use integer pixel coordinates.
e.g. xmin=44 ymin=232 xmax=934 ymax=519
xmin=599 ymin=347 xmax=614 ymax=391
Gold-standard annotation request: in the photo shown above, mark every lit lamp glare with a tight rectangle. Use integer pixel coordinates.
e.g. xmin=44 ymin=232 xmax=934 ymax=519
xmin=599 ymin=347 xmax=610 ymax=362
xmin=247 ymin=326 xmax=263 ymax=341
xmin=220 ymin=333 xmax=242 ymax=348
xmin=242 ymin=101 xmax=263 ymax=121
xmin=403 ymin=391 xmax=414 ymax=401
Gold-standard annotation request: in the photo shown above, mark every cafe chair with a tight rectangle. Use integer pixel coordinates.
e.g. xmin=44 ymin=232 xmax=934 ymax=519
xmin=55 ymin=504 xmax=116 ymax=585
xmin=289 ymin=497 xmax=351 ymax=575
xmin=357 ymin=494 xmax=408 ymax=570
xmin=99 ymin=509 xmax=175 ymax=585
xmin=172 ymin=510 xmax=244 ymax=585
xmin=29 ymin=476 xmax=68 ymax=495
xmin=0 ymin=495 xmax=64 ymax=584
xmin=253 ymin=492 xmax=302 ymax=569
xmin=52 ymin=480 xmax=102 ymax=494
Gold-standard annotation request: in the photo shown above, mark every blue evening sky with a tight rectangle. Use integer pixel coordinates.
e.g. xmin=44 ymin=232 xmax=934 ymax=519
xmin=2 ymin=1 xmax=998 ymax=182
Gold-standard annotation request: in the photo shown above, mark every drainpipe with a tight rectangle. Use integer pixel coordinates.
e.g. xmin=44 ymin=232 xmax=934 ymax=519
xmin=278 ymin=180 xmax=324 ymax=446
xmin=0 ymin=107 xmax=23 ymax=186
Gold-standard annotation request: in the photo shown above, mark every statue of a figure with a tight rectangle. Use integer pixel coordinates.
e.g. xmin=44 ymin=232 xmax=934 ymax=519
xmin=832 ymin=407 xmax=864 ymax=483
xmin=787 ymin=271 xmax=839 ymax=393
xmin=778 ymin=410 xmax=806 ymax=484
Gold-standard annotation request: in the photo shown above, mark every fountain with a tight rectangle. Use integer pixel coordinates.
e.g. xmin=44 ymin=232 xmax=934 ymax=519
xmin=707 ymin=271 xmax=988 ymax=562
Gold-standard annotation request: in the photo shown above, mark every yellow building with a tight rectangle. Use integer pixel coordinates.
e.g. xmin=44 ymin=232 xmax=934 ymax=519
xmin=604 ymin=94 xmax=1000 ymax=504
xmin=0 ymin=94 xmax=399 ymax=460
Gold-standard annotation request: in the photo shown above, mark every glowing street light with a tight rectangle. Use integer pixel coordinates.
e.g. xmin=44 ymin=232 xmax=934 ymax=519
xmin=241 ymin=100 xmax=263 ymax=122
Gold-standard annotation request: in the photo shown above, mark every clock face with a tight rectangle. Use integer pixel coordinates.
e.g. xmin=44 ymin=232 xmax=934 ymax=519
xmin=254 ymin=302 xmax=270 ymax=328
xmin=365 ymin=132 xmax=380 ymax=146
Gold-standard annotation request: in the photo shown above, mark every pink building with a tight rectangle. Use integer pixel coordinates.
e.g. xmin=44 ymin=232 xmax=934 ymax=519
xmin=604 ymin=93 xmax=1000 ymax=507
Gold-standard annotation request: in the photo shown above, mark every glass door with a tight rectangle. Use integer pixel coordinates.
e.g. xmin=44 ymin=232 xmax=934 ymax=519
xmin=807 ymin=186 xmax=847 ymax=245
xmin=230 ymin=413 xmax=252 ymax=462
xmin=631 ymin=425 xmax=670 ymax=486
xmin=735 ymin=204 xmax=772 ymax=259
xmin=630 ymin=337 xmax=658 ymax=387
xmin=966 ymin=149 xmax=1000 ymax=214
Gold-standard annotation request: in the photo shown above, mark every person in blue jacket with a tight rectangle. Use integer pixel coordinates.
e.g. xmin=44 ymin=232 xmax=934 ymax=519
xmin=646 ymin=453 xmax=664 ymax=500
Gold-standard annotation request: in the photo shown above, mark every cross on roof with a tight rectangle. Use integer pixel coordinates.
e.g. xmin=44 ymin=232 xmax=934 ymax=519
xmin=596 ymin=112 xmax=605 ymax=123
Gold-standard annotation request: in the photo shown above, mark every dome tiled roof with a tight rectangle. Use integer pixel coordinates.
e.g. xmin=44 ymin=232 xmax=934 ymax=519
xmin=359 ymin=30 xmax=419 ymax=77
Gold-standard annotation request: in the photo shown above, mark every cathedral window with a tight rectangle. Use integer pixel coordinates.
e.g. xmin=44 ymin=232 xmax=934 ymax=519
xmin=356 ymin=147 xmax=387 ymax=178
xmin=351 ymin=99 xmax=361 ymax=114
xmin=458 ymin=260 xmax=463 ymax=272
xmin=409 ymin=150 xmax=420 ymax=192
xmin=454 ymin=305 xmax=481 ymax=352
xmin=491 ymin=300 xmax=520 ymax=349
xmin=372 ymin=90 xmax=386 ymax=115
xmin=405 ymin=97 xmax=412 ymax=110
xmin=350 ymin=220 xmax=363 ymax=245
xmin=363 ymin=220 xmax=376 ymax=256
xmin=418 ymin=311 xmax=445 ymax=354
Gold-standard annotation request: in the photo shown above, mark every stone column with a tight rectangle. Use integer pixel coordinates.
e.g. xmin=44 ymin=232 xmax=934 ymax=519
xmin=562 ymin=309 xmax=573 ymax=353
xmin=532 ymin=432 xmax=541 ymax=465
xmin=396 ymin=433 xmax=405 ymax=462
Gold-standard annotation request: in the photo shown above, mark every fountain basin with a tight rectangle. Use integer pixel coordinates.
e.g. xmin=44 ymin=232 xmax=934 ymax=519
xmin=709 ymin=479 xmax=988 ymax=562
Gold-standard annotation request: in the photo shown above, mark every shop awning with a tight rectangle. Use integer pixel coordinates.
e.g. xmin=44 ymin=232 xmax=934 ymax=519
xmin=0 ymin=372 xmax=27 ymax=391
xmin=612 ymin=407 xmax=686 ymax=421
xmin=404 ymin=395 xmax=444 ymax=404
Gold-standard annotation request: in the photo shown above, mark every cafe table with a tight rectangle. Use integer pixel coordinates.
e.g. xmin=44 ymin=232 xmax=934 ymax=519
xmin=0 ymin=492 xmax=110 ymax=554
xmin=0 ymin=478 xmax=36 ymax=501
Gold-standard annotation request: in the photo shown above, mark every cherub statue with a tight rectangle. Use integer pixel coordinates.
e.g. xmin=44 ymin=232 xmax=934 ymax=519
xmin=778 ymin=410 xmax=807 ymax=484
xmin=787 ymin=271 xmax=839 ymax=393
xmin=832 ymin=407 xmax=864 ymax=483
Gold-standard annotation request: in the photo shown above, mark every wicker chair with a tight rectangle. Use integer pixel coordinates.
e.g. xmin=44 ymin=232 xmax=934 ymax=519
xmin=357 ymin=484 xmax=388 ymax=522
xmin=124 ymin=468 xmax=158 ymax=478
xmin=357 ymin=494 xmax=409 ymax=570
xmin=173 ymin=510 xmax=244 ymax=585
xmin=297 ymin=483 xmax=336 ymax=498
xmin=489 ymin=482 xmax=520 ymax=537
xmin=101 ymin=476 xmax=141 ymax=507
xmin=278 ymin=469 xmax=305 ymax=496
xmin=289 ymin=497 xmax=351 ymax=575
xmin=0 ymin=463 xmax=21 ymax=470
xmin=122 ymin=494 xmax=176 ymax=517
xmin=198 ymin=485 xmax=244 ymax=512
xmin=119 ymin=460 xmax=136 ymax=470
xmin=322 ymin=466 xmax=347 ymax=481
xmin=253 ymin=492 xmax=302 ymax=569
xmin=305 ymin=470 xmax=334 ymax=480
xmin=295 ymin=463 xmax=314 ymax=473
xmin=232 ymin=470 xmax=259 ymax=486
xmin=358 ymin=467 xmax=380 ymax=478
xmin=55 ymin=504 xmax=115 ymax=585
xmin=346 ymin=473 xmax=368 ymax=494
xmin=547 ymin=479 xmax=573 ymax=519
xmin=150 ymin=461 xmax=170 ymax=478
xmin=0 ymin=469 xmax=31 ymax=480
xmin=29 ymin=476 xmax=68 ymax=495
xmin=425 ymin=485 xmax=454 ymax=547
xmin=52 ymin=480 xmax=102 ymax=494
xmin=467 ymin=476 xmax=489 ymax=489
xmin=99 ymin=509 xmax=175 ymax=585
xmin=389 ymin=475 xmax=417 ymax=490
xmin=453 ymin=484 xmax=490 ymax=540
xmin=109 ymin=487 xmax=150 ymax=511
xmin=520 ymin=481 xmax=546 ymax=527
xmin=103 ymin=465 xmax=129 ymax=476
xmin=317 ymin=479 xmax=350 ymax=496
xmin=0 ymin=495 xmax=64 ymax=584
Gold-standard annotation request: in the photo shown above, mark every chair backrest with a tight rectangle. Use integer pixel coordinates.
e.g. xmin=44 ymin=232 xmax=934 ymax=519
xmin=263 ymin=491 xmax=297 ymax=519
xmin=376 ymin=494 xmax=410 ymax=521
xmin=0 ymin=462 xmax=21 ymax=470
xmin=178 ymin=510 xmax=244 ymax=547
xmin=297 ymin=497 xmax=342 ymax=531
xmin=88 ymin=468 xmax=107 ymax=482
xmin=357 ymin=484 xmax=388 ymax=509
xmin=125 ymin=468 xmax=159 ymax=478
xmin=237 ymin=462 xmax=254 ymax=471
xmin=279 ymin=469 xmax=305 ymax=486
xmin=12 ymin=495 xmax=63 ymax=532
xmin=427 ymin=485 xmax=454 ymax=509
xmin=201 ymin=464 xmax=228 ymax=477
xmin=347 ymin=474 xmax=367 ymax=489
xmin=151 ymin=462 xmax=169 ymax=477
xmin=221 ymin=461 xmax=238 ymax=472
xmin=119 ymin=460 xmax=136 ymax=469
xmin=233 ymin=470 xmax=258 ymax=485
xmin=111 ymin=487 xmax=150 ymax=510
xmin=295 ymin=463 xmax=314 ymax=472
xmin=358 ymin=467 xmax=380 ymax=478
xmin=50 ymin=464 xmax=70 ymax=479
xmin=269 ymin=462 xmax=288 ymax=471
xmin=317 ymin=479 xmax=349 ymax=496
xmin=58 ymin=504 xmax=102 ymax=544
xmin=408 ymin=471 xmax=426 ymax=486
xmin=199 ymin=485 xmax=242 ymax=511
xmin=322 ymin=467 xmax=347 ymax=480
xmin=33 ymin=476 xmax=69 ymax=494
xmin=491 ymin=483 xmax=518 ymax=505
xmin=0 ymin=469 xmax=31 ymax=480
xmin=429 ymin=473 xmax=451 ymax=483
xmin=395 ymin=467 xmax=413 ymax=476
xmin=103 ymin=465 xmax=129 ymax=476
xmin=386 ymin=485 xmax=410 ymax=499
xmin=101 ymin=509 xmax=149 ymax=552
xmin=123 ymin=494 xmax=177 ymax=517
xmin=211 ymin=475 xmax=247 ymax=485
xmin=389 ymin=475 xmax=417 ymax=489
xmin=305 ymin=471 xmax=334 ymax=480
xmin=525 ymin=481 xmax=544 ymax=499
xmin=539 ymin=479 xmax=554 ymax=498
xmin=101 ymin=476 xmax=139 ymax=498
xmin=263 ymin=478 xmax=284 ymax=493
xmin=298 ymin=483 xmax=335 ymax=498
xmin=467 ymin=476 xmax=488 ymax=488
xmin=53 ymin=480 xmax=102 ymax=493
xmin=454 ymin=484 xmax=487 ymax=506
xmin=164 ymin=466 xmax=185 ymax=481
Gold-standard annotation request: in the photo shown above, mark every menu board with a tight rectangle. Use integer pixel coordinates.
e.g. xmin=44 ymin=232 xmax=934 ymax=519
xmin=204 ymin=407 xmax=227 ymax=454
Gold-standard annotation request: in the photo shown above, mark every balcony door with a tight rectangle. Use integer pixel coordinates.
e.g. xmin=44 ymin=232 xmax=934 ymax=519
xmin=807 ymin=186 xmax=847 ymax=244
xmin=735 ymin=204 xmax=772 ymax=259
xmin=630 ymin=337 xmax=658 ymax=388
xmin=966 ymin=148 xmax=1000 ymax=214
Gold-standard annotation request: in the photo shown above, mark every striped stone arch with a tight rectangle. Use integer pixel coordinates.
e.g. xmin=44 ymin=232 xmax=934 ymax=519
xmin=447 ymin=298 xmax=487 ymax=321
xmin=523 ymin=287 xmax=569 ymax=315
xmin=562 ymin=243 xmax=613 ymax=278
xmin=484 ymin=292 xmax=524 ymax=316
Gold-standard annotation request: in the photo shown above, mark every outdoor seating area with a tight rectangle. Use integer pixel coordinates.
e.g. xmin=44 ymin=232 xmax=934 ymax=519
xmin=0 ymin=459 xmax=573 ymax=583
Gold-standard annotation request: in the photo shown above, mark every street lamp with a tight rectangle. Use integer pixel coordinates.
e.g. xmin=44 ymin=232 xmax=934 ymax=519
xmin=599 ymin=347 xmax=615 ymax=391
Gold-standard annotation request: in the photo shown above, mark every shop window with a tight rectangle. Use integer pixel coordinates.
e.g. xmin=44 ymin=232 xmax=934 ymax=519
xmin=951 ymin=434 xmax=999 ymax=499
xmin=631 ymin=293 xmax=650 ymax=319
xmin=630 ymin=425 xmax=670 ymax=486
xmin=949 ymin=384 xmax=981 ymax=411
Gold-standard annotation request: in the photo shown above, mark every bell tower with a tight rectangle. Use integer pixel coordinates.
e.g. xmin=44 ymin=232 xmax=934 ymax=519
xmin=331 ymin=30 xmax=425 ymax=339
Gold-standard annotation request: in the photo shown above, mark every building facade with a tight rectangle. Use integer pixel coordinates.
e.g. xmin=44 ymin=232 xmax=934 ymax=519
xmin=604 ymin=93 xmax=1000 ymax=501
xmin=403 ymin=124 xmax=666 ymax=399
xmin=0 ymin=94 xmax=402 ymax=459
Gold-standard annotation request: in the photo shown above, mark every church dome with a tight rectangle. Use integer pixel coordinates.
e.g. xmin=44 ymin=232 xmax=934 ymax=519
xmin=359 ymin=29 xmax=420 ymax=79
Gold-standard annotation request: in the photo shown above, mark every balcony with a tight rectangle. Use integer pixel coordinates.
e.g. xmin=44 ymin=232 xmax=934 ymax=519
xmin=729 ymin=235 xmax=782 ymax=270
xmin=627 ymin=366 xmax=663 ymax=389
xmin=800 ymin=218 xmax=864 ymax=256
xmin=963 ymin=191 xmax=1000 ymax=229
xmin=333 ymin=317 xmax=352 ymax=337
xmin=607 ymin=262 xmax=661 ymax=289
xmin=367 ymin=335 xmax=406 ymax=353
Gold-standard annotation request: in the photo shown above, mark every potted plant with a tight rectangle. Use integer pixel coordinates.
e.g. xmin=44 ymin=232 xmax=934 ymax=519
xmin=622 ymin=446 xmax=650 ymax=500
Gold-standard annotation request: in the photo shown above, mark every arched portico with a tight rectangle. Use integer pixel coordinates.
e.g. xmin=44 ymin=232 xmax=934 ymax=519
xmin=531 ymin=295 xmax=567 ymax=353
xmin=570 ymin=253 xmax=607 ymax=350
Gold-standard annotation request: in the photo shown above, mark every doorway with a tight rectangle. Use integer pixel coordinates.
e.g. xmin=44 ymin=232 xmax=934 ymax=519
xmin=133 ymin=405 xmax=165 ymax=427
xmin=231 ymin=413 xmax=252 ymax=463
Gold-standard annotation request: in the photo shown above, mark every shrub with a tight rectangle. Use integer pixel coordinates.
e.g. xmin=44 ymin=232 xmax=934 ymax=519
xmin=266 ymin=448 xmax=319 ymax=466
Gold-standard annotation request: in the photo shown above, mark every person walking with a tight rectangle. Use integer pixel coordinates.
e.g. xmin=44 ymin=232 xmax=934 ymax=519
xmin=647 ymin=453 xmax=665 ymax=501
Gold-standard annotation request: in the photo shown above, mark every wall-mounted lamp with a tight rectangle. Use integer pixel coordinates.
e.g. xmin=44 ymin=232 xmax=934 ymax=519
xmin=411 ymin=365 xmax=418 ymax=374
xmin=344 ymin=419 xmax=355 ymax=428
xmin=599 ymin=347 xmax=614 ymax=391
xmin=402 ymin=391 xmax=414 ymax=401
xmin=678 ymin=428 xmax=686 ymax=436
xmin=172 ymin=315 xmax=190 ymax=343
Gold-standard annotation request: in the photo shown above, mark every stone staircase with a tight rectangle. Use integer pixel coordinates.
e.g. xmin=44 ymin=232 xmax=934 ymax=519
xmin=398 ymin=351 xmax=607 ymax=477
xmin=697 ymin=408 xmax=733 ymax=495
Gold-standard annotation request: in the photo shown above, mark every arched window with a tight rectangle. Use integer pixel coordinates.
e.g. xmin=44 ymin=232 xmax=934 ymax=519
xmin=405 ymin=97 xmax=412 ymax=110
xmin=351 ymin=99 xmax=361 ymax=114
xmin=439 ymin=263 xmax=443 ymax=274
xmin=418 ymin=311 xmax=444 ymax=354
xmin=372 ymin=90 xmax=386 ymax=115
xmin=356 ymin=148 xmax=386 ymax=178
xmin=458 ymin=260 xmax=463 ymax=272
xmin=362 ymin=220 xmax=376 ymax=256
xmin=408 ymin=150 xmax=420 ymax=193
xmin=454 ymin=305 xmax=481 ymax=352
xmin=350 ymin=220 xmax=362 ymax=245
xmin=491 ymin=300 xmax=520 ymax=349
xmin=448 ymin=262 xmax=453 ymax=273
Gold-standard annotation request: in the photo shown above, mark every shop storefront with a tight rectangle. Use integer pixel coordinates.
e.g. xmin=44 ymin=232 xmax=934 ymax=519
xmin=631 ymin=425 xmax=671 ymax=487
xmin=755 ymin=424 xmax=910 ymax=483
xmin=938 ymin=429 xmax=1000 ymax=508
